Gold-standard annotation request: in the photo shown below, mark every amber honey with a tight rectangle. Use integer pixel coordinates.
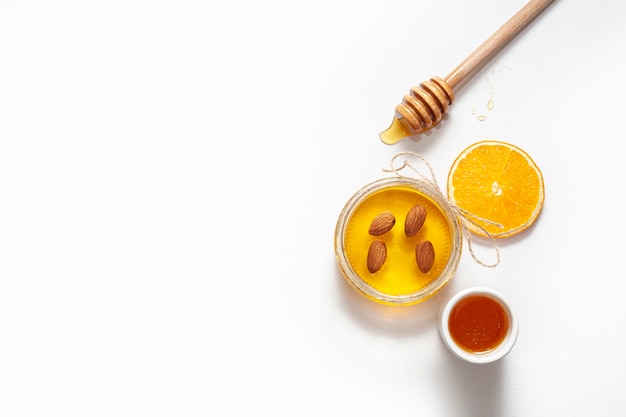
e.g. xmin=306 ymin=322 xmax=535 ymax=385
xmin=448 ymin=295 xmax=509 ymax=353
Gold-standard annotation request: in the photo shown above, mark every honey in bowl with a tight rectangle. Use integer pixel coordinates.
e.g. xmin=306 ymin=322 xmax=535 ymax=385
xmin=448 ymin=295 xmax=509 ymax=353
xmin=439 ymin=287 xmax=518 ymax=363
xmin=335 ymin=177 xmax=462 ymax=305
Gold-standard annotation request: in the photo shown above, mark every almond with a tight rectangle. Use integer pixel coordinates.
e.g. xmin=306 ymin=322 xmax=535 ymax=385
xmin=368 ymin=211 xmax=396 ymax=236
xmin=405 ymin=204 xmax=427 ymax=237
xmin=367 ymin=240 xmax=387 ymax=273
xmin=415 ymin=240 xmax=435 ymax=273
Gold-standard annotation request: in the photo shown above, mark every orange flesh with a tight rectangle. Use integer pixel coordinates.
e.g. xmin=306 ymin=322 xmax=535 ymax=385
xmin=447 ymin=141 xmax=544 ymax=238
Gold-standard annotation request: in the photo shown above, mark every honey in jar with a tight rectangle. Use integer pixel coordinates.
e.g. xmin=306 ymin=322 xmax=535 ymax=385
xmin=335 ymin=177 xmax=462 ymax=305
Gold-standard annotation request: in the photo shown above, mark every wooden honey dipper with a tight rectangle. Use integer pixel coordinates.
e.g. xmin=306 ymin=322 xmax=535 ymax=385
xmin=380 ymin=0 xmax=556 ymax=145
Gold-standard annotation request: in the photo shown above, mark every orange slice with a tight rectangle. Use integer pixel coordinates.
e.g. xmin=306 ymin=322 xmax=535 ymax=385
xmin=447 ymin=140 xmax=544 ymax=239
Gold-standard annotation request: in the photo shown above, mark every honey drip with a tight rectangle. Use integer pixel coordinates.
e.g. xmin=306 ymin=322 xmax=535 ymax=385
xmin=379 ymin=77 xmax=454 ymax=145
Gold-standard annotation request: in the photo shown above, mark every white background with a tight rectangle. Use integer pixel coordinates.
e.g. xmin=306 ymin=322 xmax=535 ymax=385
xmin=1 ymin=0 xmax=625 ymax=415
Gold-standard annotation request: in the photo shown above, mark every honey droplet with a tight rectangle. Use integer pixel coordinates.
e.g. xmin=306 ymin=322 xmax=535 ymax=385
xmin=469 ymin=64 xmax=512 ymax=123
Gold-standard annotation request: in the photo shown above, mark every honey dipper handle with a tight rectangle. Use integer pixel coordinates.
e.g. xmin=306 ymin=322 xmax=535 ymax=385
xmin=445 ymin=0 xmax=555 ymax=91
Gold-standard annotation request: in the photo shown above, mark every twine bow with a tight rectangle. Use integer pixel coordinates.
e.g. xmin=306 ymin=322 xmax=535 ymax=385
xmin=382 ymin=151 xmax=501 ymax=268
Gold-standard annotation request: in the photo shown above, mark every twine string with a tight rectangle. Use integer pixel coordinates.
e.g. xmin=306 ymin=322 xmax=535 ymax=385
xmin=382 ymin=151 xmax=501 ymax=268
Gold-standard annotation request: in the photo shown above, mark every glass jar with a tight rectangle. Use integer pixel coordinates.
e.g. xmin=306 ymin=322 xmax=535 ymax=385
xmin=334 ymin=177 xmax=462 ymax=306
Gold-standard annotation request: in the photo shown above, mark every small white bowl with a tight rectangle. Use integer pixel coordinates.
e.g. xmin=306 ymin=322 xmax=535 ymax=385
xmin=439 ymin=287 xmax=519 ymax=364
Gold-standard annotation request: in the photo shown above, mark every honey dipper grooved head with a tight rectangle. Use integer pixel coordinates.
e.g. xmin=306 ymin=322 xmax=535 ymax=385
xmin=395 ymin=77 xmax=454 ymax=135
